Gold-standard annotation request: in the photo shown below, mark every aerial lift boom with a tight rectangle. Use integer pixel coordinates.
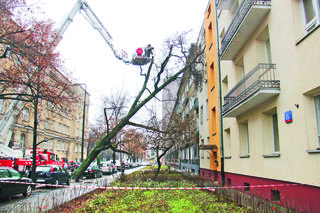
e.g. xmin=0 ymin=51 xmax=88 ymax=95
xmin=57 ymin=0 xmax=153 ymax=65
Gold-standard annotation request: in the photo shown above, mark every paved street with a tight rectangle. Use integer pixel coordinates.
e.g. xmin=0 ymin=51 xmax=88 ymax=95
xmin=0 ymin=167 xmax=141 ymax=213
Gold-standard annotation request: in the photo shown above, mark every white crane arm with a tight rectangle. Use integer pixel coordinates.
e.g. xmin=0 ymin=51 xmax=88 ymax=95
xmin=56 ymin=0 xmax=132 ymax=64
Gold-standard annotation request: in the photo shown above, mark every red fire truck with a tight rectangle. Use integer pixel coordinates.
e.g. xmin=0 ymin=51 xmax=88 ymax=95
xmin=0 ymin=148 xmax=65 ymax=176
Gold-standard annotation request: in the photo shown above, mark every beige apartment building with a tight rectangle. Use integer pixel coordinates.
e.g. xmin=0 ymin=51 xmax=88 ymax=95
xmin=0 ymin=47 xmax=89 ymax=163
xmin=208 ymin=0 xmax=320 ymax=211
xmin=10 ymin=84 xmax=89 ymax=163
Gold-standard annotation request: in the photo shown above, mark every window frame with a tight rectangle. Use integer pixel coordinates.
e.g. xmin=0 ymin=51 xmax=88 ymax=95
xmin=22 ymin=107 xmax=29 ymax=121
xmin=314 ymin=95 xmax=320 ymax=146
xmin=301 ymin=0 xmax=320 ymax=32
xmin=272 ymin=113 xmax=280 ymax=153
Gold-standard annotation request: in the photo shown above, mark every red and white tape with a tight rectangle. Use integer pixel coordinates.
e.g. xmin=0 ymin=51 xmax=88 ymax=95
xmin=0 ymin=180 xmax=299 ymax=191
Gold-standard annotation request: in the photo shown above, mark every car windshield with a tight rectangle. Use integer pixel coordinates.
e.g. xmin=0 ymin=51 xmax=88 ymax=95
xmin=36 ymin=166 xmax=51 ymax=172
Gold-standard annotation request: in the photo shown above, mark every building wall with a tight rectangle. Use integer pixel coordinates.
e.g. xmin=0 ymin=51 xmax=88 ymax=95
xmin=10 ymin=85 xmax=89 ymax=163
xmin=204 ymin=0 xmax=221 ymax=177
xmin=197 ymin=21 xmax=211 ymax=172
xmin=216 ymin=0 xmax=320 ymax=211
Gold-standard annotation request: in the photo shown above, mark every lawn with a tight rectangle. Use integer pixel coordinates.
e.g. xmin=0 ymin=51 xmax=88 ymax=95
xmin=49 ymin=168 xmax=249 ymax=213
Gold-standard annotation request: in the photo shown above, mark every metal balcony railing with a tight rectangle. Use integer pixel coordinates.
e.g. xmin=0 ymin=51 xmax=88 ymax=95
xmin=223 ymin=63 xmax=279 ymax=113
xmin=220 ymin=0 xmax=271 ymax=56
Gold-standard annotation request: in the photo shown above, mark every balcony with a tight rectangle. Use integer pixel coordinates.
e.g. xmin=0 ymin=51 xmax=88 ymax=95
xmin=220 ymin=0 xmax=271 ymax=60
xmin=222 ymin=63 xmax=279 ymax=117
xmin=217 ymin=0 xmax=235 ymax=10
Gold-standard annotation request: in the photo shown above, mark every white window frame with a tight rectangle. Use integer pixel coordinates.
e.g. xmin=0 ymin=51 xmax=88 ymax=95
xmin=56 ymin=141 xmax=60 ymax=151
xmin=20 ymin=134 xmax=25 ymax=150
xmin=272 ymin=113 xmax=280 ymax=153
xmin=49 ymin=140 xmax=53 ymax=150
xmin=301 ymin=0 xmax=320 ymax=32
xmin=45 ymin=119 xmax=49 ymax=129
xmin=51 ymin=120 xmax=54 ymax=130
xmin=0 ymin=99 xmax=4 ymax=113
xmin=314 ymin=95 xmax=320 ymax=146
xmin=22 ymin=107 xmax=29 ymax=121
xmin=43 ymin=138 xmax=48 ymax=150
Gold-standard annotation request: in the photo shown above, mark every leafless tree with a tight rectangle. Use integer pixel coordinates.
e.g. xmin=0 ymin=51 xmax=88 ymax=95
xmin=72 ymin=32 xmax=204 ymax=182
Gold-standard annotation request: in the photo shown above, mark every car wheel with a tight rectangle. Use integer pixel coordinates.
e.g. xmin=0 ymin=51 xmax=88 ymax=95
xmin=23 ymin=185 xmax=32 ymax=197
xmin=53 ymin=178 xmax=59 ymax=187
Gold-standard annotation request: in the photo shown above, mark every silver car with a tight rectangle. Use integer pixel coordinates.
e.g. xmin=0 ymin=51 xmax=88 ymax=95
xmin=100 ymin=163 xmax=113 ymax=175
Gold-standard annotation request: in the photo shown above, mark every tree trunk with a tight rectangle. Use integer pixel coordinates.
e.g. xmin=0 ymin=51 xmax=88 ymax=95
xmin=153 ymin=155 xmax=162 ymax=180
xmin=31 ymin=97 xmax=38 ymax=184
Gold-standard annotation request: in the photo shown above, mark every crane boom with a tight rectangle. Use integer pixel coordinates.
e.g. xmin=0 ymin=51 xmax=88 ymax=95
xmin=56 ymin=0 xmax=153 ymax=65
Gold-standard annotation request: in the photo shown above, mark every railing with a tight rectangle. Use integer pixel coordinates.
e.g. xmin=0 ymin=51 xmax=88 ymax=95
xmin=223 ymin=63 xmax=278 ymax=113
xmin=220 ymin=0 xmax=271 ymax=55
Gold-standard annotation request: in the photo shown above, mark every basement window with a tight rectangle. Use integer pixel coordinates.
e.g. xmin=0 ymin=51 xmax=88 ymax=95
xmin=271 ymin=189 xmax=280 ymax=201
xmin=244 ymin=182 xmax=250 ymax=192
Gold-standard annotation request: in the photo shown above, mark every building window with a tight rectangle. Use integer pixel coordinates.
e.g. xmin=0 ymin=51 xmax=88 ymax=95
xmin=314 ymin=95 xmax=320 ymax=145
xmin=51 ymin=120 xmax=54 ymax=131
xmin=200 ymin=106 xmax=203 ymax=125
xmin=0 ymin=99 xmax=4 ymax=113
xmin=211 ymin=107 xmax=217 ymax=135
xmin=43 ymin=138 xmax=47 ymax=150
xmin=244 ymin=182 xmax=250 ymax=192
xmin=49 ymin=140 xmax=53 ymax=151
xmin=75 ymin=144 xmax=78 ymax=152
xmin=301 ymin=0 xmax=320 ymax=32
xmin=58 ymin=123 xmax=62 ymax=132
xmin=227 ymin=178 xmax=232 ymax=186
xmin=61 ymin=142 xmax=64 ymax=152
xmin=20 ymin=134 xmax=25 ymax=150
xmin=45 ymin=119 xmax=49 ymax=129
xmin=22 ymin=107 xmax=29 ymax=121
xmin=239 ymin=121 xmax=250 ymax=157
xmin=271 ymin=189 xmax=280 ymax=201
xmin=265 ymin=37 xmax=272 ymax=63
xmin=272 ymin=113 xmax=280 ymax=153
xmin=65 ymin=142 xmax=69 ymax=152
xmin=262 ymin=108 xmax=281 ymax=155
xmin=224 ymin=128 xmax=231 ymax=157
xmin=56 ymin=141 xmax=60 ymax=151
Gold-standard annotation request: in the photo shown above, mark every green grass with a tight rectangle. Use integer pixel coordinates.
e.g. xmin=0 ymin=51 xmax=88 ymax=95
xmin=75 ymin=170 xmax=248 ymax=213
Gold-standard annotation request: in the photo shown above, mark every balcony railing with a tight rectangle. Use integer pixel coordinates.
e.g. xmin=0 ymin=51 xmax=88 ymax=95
xmin=220 ymin=0 xmax=271 ymax=59
xmin=223 ymin=63 xmax=279 ymax=116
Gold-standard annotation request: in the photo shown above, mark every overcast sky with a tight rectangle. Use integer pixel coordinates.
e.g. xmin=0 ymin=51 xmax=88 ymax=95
xmin=32 ymin=0 xmax=209 ymax=124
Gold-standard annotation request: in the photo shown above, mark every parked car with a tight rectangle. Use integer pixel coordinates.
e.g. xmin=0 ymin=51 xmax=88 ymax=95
xmin=35 ymin=165 xmax=70 ymax=186
xmin=100 ymin=163 xmax=114 ymax=175
xmin=84 ymin=165 xmax=102 ymax=179
xmin=0 ymin=166 xmax=32 ymax=200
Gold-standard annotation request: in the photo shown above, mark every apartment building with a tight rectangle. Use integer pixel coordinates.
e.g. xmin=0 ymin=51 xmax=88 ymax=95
xmin=204 ymin=0 xmax=320 ymax=211
xmin=11 ymin=84 xmax=89 ymax=163
xmin=165 ymin=44 xmax=203 ymax=174
xmin=0 ymin=44 xmax=89 ymax=163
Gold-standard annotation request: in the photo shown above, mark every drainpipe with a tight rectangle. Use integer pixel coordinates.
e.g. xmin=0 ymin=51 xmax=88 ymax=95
xmin=214 ymin=0 xmax=225 ymax=186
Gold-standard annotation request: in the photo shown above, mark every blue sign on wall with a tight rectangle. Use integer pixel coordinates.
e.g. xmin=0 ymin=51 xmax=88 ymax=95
xmin=285 ymin=110 xmax=293 ymax=123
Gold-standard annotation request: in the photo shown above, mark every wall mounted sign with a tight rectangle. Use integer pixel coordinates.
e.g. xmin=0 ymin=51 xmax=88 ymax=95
xmin=285 ymin=110 xmax=293 ymax=123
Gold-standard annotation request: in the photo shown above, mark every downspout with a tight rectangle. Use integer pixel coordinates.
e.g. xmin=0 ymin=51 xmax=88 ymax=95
xmin=214 ymin=0 xmax=225 ymax=186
